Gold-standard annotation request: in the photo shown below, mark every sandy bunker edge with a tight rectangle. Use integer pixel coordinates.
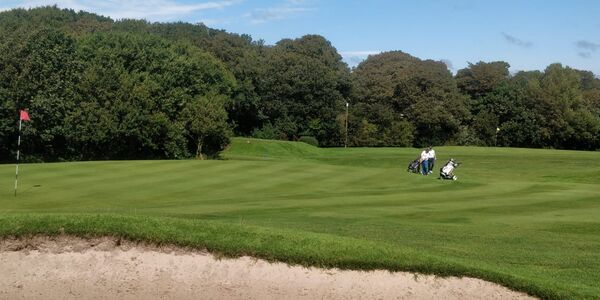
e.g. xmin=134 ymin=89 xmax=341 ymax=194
xmin=0 ymin=235 xmax=536 ymax=299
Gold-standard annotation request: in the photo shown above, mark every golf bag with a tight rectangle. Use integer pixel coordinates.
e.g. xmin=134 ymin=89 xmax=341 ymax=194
xmin=439 ymin=159 xmax=460 ymax=180
xmin=407 ymin=158 xmax=420 ymax=173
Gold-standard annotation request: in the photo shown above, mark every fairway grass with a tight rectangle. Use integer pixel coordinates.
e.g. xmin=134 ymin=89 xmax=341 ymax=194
xmin=1 ymin=138 xmax=600 ymax=299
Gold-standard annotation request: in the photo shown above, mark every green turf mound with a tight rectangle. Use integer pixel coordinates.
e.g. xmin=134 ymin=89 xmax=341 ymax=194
xmin=224 ymin=138 xmax=322 ymax=160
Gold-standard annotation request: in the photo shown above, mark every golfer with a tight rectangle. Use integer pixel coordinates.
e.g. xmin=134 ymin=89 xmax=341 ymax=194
xmin=427 ymin=146 xmax=436 ymax=174
xmin=420 ymin=148 xmax=430 ymax=175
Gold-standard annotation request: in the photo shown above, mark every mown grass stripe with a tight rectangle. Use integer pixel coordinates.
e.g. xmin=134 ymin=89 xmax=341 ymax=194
xmin=1 ymin=138 xmax=599 ymax=299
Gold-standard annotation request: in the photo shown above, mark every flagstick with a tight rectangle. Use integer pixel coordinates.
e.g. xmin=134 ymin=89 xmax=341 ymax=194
xmin=14 ymin=119 xmax=22 ymax=196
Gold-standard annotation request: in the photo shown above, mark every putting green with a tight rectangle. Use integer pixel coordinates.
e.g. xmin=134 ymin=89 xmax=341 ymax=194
xmin=1 ymin=138 xmax=599 ymax=299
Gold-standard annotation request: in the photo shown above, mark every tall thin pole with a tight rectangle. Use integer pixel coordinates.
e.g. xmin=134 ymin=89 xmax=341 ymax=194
xmin=495 ymin=127 xmax=500 ymax=147
xmin=14 ymin=119 xmax=22 ymax=196
xmin=495 ymin=132 xmax=497 ymax=147
xmin=345 ymin=102 xmax=349 ymax=148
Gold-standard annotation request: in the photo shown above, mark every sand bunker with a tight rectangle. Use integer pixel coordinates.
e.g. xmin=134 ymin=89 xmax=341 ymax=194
xmin=0 ymin=236 xmax=534 ymax=299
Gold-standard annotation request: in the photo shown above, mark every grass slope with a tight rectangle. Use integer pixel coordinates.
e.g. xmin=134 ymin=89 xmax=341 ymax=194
xmin=1 ymin=137 xmax=599 ymax=299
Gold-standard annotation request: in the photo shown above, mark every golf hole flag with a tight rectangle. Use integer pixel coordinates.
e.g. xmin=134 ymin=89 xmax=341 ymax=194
xmin=15 ymin=109 xmax=30 ymax=196
xmin=20 ymin=110 xmax=30 ymax=122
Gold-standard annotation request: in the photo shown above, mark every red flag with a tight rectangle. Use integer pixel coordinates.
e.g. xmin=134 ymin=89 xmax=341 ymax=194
xmin=19 ymin=110 xmax=30 ymax=122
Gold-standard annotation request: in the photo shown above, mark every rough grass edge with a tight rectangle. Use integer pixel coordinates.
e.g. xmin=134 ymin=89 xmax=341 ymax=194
xmin=0 ymin=213 xmax=562 ymax=299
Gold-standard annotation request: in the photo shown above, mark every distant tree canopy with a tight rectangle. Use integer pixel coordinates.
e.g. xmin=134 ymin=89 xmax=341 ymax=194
xmin=350 ymin=51 xmax=468 ymax=147
xmin=456 ymin=61 xmax=511 ymax=99
xmin=254 ymin=35 xmax=351 ymax=146
xmin=0 ymin=6 xmax=599 ymax=162
xmin=0 ymin=9 xmax=235 ymax=161
xmin=457 ymin=63 xmax=600 ymax=149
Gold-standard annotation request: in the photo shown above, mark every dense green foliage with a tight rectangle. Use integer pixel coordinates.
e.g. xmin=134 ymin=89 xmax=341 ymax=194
xmin=255 ymin=35 xmax=351 ymax=146
xmin=1 ymin=138 xmax=600 ymax=299
xmin=350 ymin=51 xmax=468 ymax=147
xmin=0 ymin=7 xmax=235 ymax=161
xmin=458 ymin=62 xmax=600 ymax=149
xmin=1 ymin=6 xmax=600 ymax=162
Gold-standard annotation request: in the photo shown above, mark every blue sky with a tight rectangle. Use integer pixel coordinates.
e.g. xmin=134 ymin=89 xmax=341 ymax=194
xmin=2 ymin=0 xmax=600 ymax=74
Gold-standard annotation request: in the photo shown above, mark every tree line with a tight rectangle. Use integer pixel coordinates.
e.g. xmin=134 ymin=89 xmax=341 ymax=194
xmin=1 ymin=7 xmax=599 ymax=162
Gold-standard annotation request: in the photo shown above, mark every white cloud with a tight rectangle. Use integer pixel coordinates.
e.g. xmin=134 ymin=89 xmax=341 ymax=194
xmin=247 ymin=7 xmax=312 ymax=24
xmin=501 ymin=32 xmax=533 ymax=48
xmin=286 ymin=0 xmax=309 ymax=4
xmin=339 ymin=51 xmax=381 ymax=57
xmin=575 ymin=40 xmax=600 ymax=59
xmin=246 ymin=0 xmax=314 ymax=24
xmin=576 ymin=40 xmax=600 ymax=51
xmin=339 ymin=50 xmax=381 ymax=68
xmin=440 ymin=59 xmax=454 ymax=70
xmin=8 ymin=0 xmax=242 ymax=20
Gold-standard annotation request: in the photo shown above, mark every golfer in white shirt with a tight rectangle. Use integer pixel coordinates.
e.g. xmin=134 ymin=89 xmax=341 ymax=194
xmin=427 ymin=147 xmax=436 ymax=174
xmin=420 ymin=149 xmax=430 ymax=175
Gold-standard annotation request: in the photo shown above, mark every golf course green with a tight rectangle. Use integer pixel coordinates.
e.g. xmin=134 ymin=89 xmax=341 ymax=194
xmin=1 ymin=138 xmax=599 ymax=299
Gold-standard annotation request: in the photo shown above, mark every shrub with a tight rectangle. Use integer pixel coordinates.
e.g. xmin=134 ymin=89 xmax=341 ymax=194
xmin=252 ymin=123 xmax=279 ymax=140
xmin=298 ymin=136 xmax=319 ymax=147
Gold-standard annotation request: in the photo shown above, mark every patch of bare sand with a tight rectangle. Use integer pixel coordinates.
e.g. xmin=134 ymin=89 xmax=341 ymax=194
xmin=0 ymin=236 xmax=535 ymax=300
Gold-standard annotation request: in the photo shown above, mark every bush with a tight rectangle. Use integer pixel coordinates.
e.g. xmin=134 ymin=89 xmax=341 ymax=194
xmin=450 ymin=126 xmax=483 ymax=146
xmin=383 ymin=120 xmax=414 ymax=147
xmin=252 ymin=123 xmax=279 ymax=140
xmin=298 ymin=136 xmax=319 ymax=147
